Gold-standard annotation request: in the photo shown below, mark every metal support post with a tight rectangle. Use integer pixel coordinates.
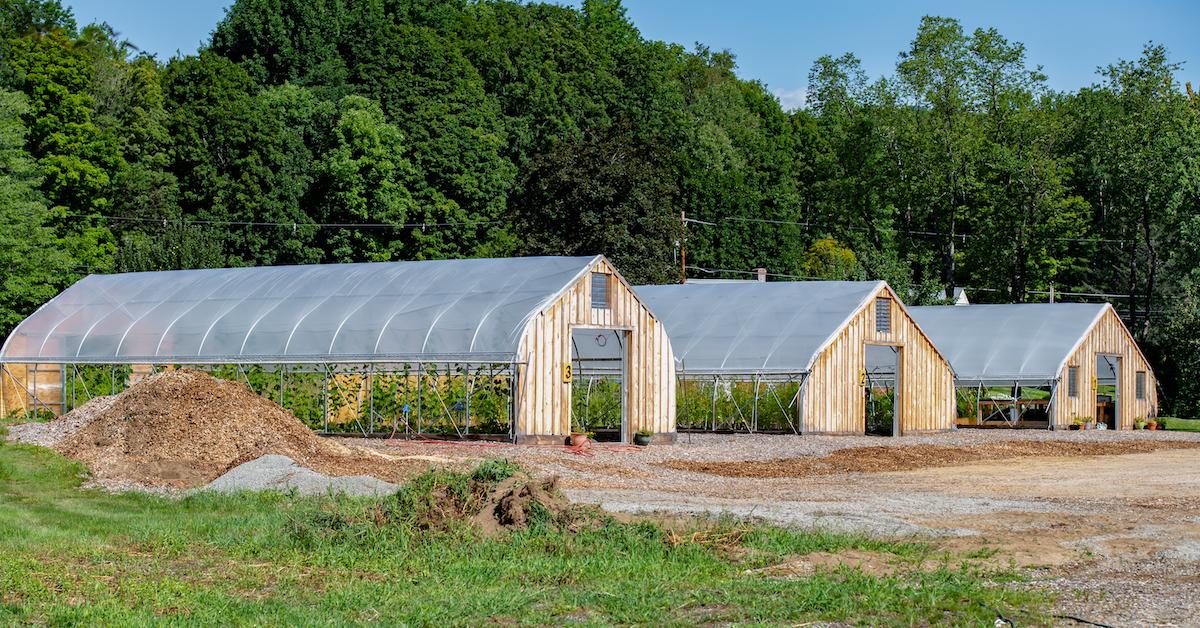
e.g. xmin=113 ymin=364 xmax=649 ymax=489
xmin=464 ymin=364 xmax=472 ymax=435
xmin=321 ymin=365 xmax=329 ymax=433
xmin=368 ymin=364 xmax=376 ymax=434
xmin=710 ymin=376 xmax=719 ymax=431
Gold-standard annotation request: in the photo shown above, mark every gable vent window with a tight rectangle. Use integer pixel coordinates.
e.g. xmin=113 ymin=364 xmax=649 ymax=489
xmin=1068 ymin=366 xmax=1079 ymax=397
xmin=591 ymin=273 xmax=611 ymax=309
xmin=875 ymin=298 xmax=891 ymax=333
xmin=1136 ymin=371 xmax=1147 ymax=400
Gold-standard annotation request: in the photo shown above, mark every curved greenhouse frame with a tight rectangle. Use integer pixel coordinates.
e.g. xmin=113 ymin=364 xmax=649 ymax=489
xmin=0 ymin=256 xmax=677 ymax=443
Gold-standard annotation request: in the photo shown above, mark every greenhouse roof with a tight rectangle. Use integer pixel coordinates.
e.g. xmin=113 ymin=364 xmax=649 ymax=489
xmin=634 ymin=281 xmax=885 ymax=375
xmin=0 ymin=256 xmax=602 ymax=364
xmin=908 ymin=303 xmax=1108 ymax=384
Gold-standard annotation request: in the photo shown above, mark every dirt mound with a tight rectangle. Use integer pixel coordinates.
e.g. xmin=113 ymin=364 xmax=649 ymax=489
xmin=665 ymin=439 xmax=1200 ymax=479
xmin=388 ymin=462 xmax=587 ymax=537
xmin=52 ymin=369 xmax=427 ymax=489
xmin=471 ymin=474 xmax=572 ymax=536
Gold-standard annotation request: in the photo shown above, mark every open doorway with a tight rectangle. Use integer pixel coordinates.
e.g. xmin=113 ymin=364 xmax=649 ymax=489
xmin=1096 ymin=354 xmax=1120 ymax=430
xmin=864 ymin=344 xmax=900 ymax=436
xmin=570 ymin=328 xmax=628 ymax=442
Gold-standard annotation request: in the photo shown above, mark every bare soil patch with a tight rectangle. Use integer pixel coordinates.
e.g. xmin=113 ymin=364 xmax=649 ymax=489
xmin=662 ymin=439 xmax=1200 ymax=479
xmin=471 ymin=474 xmax=575 ymax=537
xmin=47 ymin=369 xmax=433 ymax=489
xmin=747 ymin=549 xmax=911 ymax=578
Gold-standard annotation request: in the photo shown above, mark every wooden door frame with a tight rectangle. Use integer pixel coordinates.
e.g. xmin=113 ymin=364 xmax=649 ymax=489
xmin=1095 ymin=352 xmax=1122 ymax=430
xmin=570 ymin=324 xmax=633 ymax=443
xmin=863 ymin=341 xmax=903 ymax=437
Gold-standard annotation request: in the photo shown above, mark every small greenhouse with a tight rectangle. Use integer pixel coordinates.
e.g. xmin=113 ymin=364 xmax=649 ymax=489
xmin=0 ymin=256 xmax=676 ymax=443
xmin=635 ymin=281 xmax=955 ymax=436
xmin=908 ymin=303 xmax=1157 ymax=429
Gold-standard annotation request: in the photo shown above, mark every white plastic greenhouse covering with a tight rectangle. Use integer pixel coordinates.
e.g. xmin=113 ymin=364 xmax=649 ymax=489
xmin=634 ymin=281 xmax=884 ymax=375
xmin=0 ymin=256 xmax=601 ymax=364
xmin=908 ymin=303 xmax=1107 ymax=384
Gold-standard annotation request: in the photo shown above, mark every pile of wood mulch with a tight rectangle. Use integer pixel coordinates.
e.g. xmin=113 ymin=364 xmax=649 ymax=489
xmin=663 ymin=439 xmax=1200 ymax=479
xmin=51 ymin=369 xmax=430 ymax=489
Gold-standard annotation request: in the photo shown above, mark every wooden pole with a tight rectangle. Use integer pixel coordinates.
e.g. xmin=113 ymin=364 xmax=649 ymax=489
xmin=680 ymin=211 xmax=687 ymax=284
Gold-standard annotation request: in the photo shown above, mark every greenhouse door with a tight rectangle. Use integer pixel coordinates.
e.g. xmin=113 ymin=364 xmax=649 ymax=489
xmin=1096 ymin=354 xmax=1120 ymax=430
xmin=864 ymin=343 xmax=900 ymax=437
xmin=570 ymin=327 xmax=628 ymax=443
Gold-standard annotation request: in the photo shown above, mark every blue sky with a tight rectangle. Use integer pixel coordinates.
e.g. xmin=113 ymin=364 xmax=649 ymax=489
xmin=66 ymin=0 xmax=1199 ymax=110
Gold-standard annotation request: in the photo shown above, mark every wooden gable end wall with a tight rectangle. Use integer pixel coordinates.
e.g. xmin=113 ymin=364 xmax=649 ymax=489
xmin=801 ymin=286 xmax=956 ymax=434
xmin=514 ymin=259 xmax=675 ymax=440
xmin=1051 ymin=306 xmax=1157 ymax=429
xmin=0 ymin=364 xmax=64 ymax=418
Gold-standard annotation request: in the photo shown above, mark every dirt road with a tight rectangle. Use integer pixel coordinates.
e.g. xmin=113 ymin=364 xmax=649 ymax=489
xmin=354 ymin=430 xmax=1200 ymax=626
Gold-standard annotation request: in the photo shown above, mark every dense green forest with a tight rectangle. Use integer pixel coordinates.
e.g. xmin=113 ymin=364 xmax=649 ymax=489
xmin=1 ymin=0 xmax=1198 ymax=413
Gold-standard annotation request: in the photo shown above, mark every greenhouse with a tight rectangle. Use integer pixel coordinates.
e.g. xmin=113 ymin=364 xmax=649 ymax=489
xmin=909 ymin=303 xmax=1157 ymax=429
xmin=635 ymin=281 xmax=955 ymax=436
xmin=0 ymin=255 xmax=677 ymax=444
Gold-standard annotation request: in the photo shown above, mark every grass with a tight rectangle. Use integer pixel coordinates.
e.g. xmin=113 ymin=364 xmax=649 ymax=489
xmin=0 ymin=435 xmax=1053 ymax=625
xmin=1159 ymin=417 xmax=1200 ymax=432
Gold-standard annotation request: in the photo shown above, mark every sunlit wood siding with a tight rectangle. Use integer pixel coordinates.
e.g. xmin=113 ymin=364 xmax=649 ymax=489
xmin=1051 ymin=306 xmax=1157 ymax=429
xmin=801 ymin=285 xmax=956 ymax=434
xmin=514 ymin=258 xmax=676 ymax=441
xmin=0 ymin=364 xmax=64 ymax=417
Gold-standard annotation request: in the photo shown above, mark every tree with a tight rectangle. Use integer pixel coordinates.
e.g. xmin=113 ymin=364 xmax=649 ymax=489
xmin=0 ymin=89 xmax=71 ymax=337
xmin=0 ymin=0 xmax=73 ymax=34
xmin=4 ymin=28 xmax=122 ymax=273
xmin=511 ymin=127 xmax=682 ymax=284
xmin=313 ymin=95 xmax=419 ymax=262
xmin=897 ymin=16 xmax=980 ymax=294
xmin=802 ymin=238 xmax=858 ymax=280
xmin=162 ymin=54 xmax=323 ymax=266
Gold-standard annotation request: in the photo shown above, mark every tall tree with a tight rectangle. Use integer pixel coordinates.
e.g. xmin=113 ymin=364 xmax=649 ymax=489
xmin=0 ymin=89 xmax=71 ymax=337
xmin=4 ymin=28 xmax=122 ymax=272
xmin=511 ymin=127 xmax=682 ymax=284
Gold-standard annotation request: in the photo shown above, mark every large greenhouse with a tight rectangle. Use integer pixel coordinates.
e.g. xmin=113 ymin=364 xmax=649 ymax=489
xmin=635 ymin=280 xmax=955 ymax=435
xmin=908 ymin=303 xmax=1157 ymax=429
xmin=0 ymin=255 xmax=676 ymax=444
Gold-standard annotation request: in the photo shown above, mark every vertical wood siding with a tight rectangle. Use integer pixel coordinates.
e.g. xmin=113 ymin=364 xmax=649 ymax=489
xmin=1051 ymin=306 xmax=1157 ymax=429
xmin=514 ymin=259 xmax=676 ymax=438
xmin=801 ymin=286 xmax=956 ymax=434
xmin=0 ymin=364 xmax=64 ymax=417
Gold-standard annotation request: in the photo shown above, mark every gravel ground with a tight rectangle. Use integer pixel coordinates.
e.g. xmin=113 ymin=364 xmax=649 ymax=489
xmin=350 ymin=430 xmax=1200 ymax=625
xmin=205 ymin=454 xmax=400 ymax=496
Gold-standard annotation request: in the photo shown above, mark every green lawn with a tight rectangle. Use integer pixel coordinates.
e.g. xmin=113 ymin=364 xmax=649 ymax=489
xmin=0 ymin=433 xmax=1052 ymax=625
xmin=1159 ymin=417 xmax=1200 ymax=432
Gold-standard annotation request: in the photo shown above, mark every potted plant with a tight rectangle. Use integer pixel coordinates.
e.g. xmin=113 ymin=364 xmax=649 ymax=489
xmin=1134 ymin=417 xmax=1147 ymax=430
xmin=633 ymin=428 xmax=653 ymax=446
xmin=1070 ymin=417 xmax=1084 ymax=431
xmin=1148 ymin=417 xmax=1160 ymax=431
xmin=569 ymin=423 xmax=588 ymax=447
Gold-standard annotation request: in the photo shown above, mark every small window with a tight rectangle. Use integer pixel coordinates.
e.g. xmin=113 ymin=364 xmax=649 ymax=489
xmin=875 ymin=298 xmax=891 ymax=333
xmin=590 ymin=273 xmax=611 ymax=309
xmin=1067 ymin=366 xmax=1079 ymax=397
xmin=1136 ymin=371 xmax=1146 ymax=400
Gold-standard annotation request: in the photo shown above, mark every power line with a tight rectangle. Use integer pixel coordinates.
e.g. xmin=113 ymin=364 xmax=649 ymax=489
xmin=717 ymin=216 xmax=1135 ymax=245
xmin=690 ymin=266 xmax=832 ymax=281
